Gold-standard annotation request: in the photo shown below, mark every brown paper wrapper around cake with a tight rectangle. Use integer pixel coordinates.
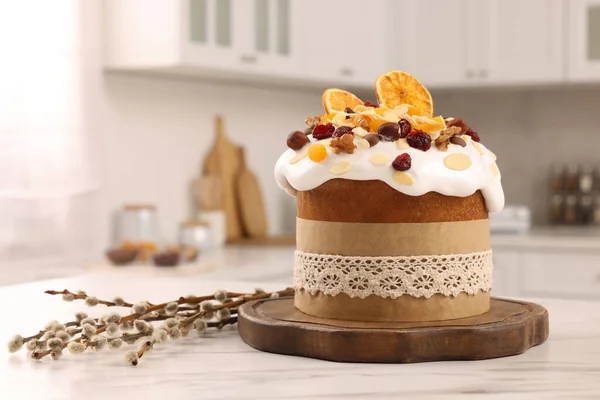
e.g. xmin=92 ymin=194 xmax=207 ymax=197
xmin=295 ymin=290 xmax=490 ymax=322
xmin=293 ymin=179 xmax=491 ymax=322
xmin=296 ymin=218 xmax=490 ymax=256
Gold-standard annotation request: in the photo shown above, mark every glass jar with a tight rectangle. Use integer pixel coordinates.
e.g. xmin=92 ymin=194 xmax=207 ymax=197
xmin=115 ymin=204 xmax=159 ymax=260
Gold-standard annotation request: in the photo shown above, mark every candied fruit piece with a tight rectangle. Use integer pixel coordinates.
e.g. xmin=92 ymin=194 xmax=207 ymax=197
xmin=308 ymin=143 xmax=327 ymax=162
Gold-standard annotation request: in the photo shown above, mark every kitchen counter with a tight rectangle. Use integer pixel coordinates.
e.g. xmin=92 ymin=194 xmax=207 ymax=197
xmin=491 ymin=227 xmax=600 ymax=252
xmin=2 ymin=269 xmax=600 ymax=399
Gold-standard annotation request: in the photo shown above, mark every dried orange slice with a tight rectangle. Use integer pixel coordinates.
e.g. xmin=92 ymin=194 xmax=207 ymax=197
xmin=322 ymin=88 xmax=364 ymax=114
xmin=375 ymin=71 xmax=433 ymax=118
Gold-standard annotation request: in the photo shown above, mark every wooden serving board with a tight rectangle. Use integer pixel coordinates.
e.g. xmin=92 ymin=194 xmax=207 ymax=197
xmin=238 ymin=297 xmax=549 ymax=363
xmin=236 ymin=148 xmax=268 ymax=238
xmin=203 ymin=116 xmax=243 ymax=241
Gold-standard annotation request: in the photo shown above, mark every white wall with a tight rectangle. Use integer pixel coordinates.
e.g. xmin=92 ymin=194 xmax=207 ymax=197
xmin=93 ymin=74 xmax=319 ymax=252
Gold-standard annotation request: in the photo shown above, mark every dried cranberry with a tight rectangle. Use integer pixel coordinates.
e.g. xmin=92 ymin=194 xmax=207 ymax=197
xmin=392 ymin=153 xmax=412 ymax=171
xmin=377 ymin=122 xmax=401 ymax=141
xmin=398 ymin=119 xmax=412 ymax=138
xmin=465 ymin=128 xmax=480 ymax=142
xmin=312 ymin=123 xmax=335 ymax=140
xmin=286 ymin=131 xmax=310 ymax=150
xmin=364 ymin=101 xmax=378 ymax=108
xmin=344 ymin=107 xmax=355 ymax=113
xmin=332 ymin=126 xmax=354 ymax=138
xmin=407 ymin=130 xmax=432 ymax=151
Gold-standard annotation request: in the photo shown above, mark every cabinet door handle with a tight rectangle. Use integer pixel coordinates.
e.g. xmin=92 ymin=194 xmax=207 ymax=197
xmin=340 ymin=68 xmax=354 ymax=77
xmin=465 ymin=70 xmax=475 ymax=79
xmin=240 ymin=55 xmax=257 ymax=64
xmin=478 ymin=69 xmax=488 ymax=78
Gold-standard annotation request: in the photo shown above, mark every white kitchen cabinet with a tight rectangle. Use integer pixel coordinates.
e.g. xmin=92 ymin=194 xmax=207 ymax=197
xmin=478 ymin=0 xmax=564 ymax=84
xmin=491 ymin=250 xmax=522 ymax=297
xmin=292 ymin=0 xmax=386 ymax=86
xmin=567 ymin=0 xmax=600 ymax=81
xmin=521 ymin=252 xmax=600 ymax=299
xmin=105 ymin=0 xmax=303 ymax=81
xmin=392 ymin=0 xmax=564 ymax=87
xmin=393 ymin=0 xmax=469 ymax=87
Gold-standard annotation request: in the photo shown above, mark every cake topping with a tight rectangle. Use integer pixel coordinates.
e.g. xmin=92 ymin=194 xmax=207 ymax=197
xmin=488 ymin=150 xmax=497 ymax=160
xmin=407 ymin=130 xmax=432 ymax=151
xmin=395 ymin=138 xmax=409 ymax=149
xmin=332 ymin=126 xmax=354 ymax=138
xmin=329 ymin=160 xmax=352 ymax=175
xmin=377 ymin=122 xmax=401 ymax=141
xmin=472 ymin=141 xmax=484 ymax=155
xmin=288 ymin=147 xmax=308 ymax=164
xmin=308 ymin=143 xmax=328 ymax=163
xmin=375 ymin=71 xmax=433 ymax=117
xmin=449 ymin=136 xmax=467 ymax=148
xmin=275 ymin=70 xmax=505 ymax=213
xmin=312 ymin=123 xmax=335 ymax=140
xmin=435 ymin=126 xmax=462 ymax=151
xmin=369 ymin=153 xmax=391 ymax=165
xmin=444 ymin=153 xmax=472 ymax=171
xmin=356 ymin=139 xmax=370 ymax=149
xmin=352 ymin=126 xmax=369 ymax=137
xmin=322 ymin=89 xmax=364 ymax=114
xmin=392 ymin=153 xmax=412 ymax=171
xmin=286 ymin=131 xmax=310 ymax=151
xmin=329 ymin=134 xmax=357 ymax=154
xmin=392 ymin=171 xmax=415 ymax=186
xmin=464 ymin=129 xmax=480 ymax=142
xmin=490 ymin=162 xmax=500 ymax=178
xmin=398 ymin=119 xmax=412 ymax=138
xmin=364 ymin=133 xmax=380 ymax=147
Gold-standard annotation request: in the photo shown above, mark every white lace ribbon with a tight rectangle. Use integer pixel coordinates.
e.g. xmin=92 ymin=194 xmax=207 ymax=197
xmin=294 ymin=250 xmax=493 ymax=299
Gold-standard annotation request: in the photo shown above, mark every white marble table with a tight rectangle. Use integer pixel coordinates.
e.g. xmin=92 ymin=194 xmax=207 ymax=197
xmin=1 ymin=270 xmax=600 ymax=399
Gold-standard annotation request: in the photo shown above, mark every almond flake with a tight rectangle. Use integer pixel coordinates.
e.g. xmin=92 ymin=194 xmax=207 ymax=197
xmin=369 ymin=154 xmax=391 ymax=165
xmin=395 ymin=139 xmax=409 ymax=149
xmin=392 ymin=171 xmax=414 ymax=186
xmin=329 ymin=160 xmax=352 ymax=175
xmin=444 ymin=153 xmax=472 ymax=171
xmin=289 ymin=148 xmax=308 ymax=164
xmin=352 ymin=126 xmax=369 ymax=137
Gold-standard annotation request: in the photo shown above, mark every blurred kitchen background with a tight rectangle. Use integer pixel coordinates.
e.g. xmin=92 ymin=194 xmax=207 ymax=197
xmin=1 ymin=0 xmax=599 ymax=299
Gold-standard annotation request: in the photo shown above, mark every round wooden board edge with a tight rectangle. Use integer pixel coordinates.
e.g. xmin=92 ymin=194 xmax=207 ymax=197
xmin=237 ymin=297 xmax=549 ymax=363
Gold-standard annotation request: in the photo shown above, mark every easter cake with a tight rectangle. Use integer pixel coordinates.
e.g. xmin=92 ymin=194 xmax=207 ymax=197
xmin=275 ymin=71 xmax=504 ymax=322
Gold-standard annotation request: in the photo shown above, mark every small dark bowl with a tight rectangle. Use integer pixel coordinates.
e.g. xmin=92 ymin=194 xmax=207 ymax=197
xmin=153 ymin=251 xmax=180 ymax=267
xmin=106 ymin=248 xmax=139 ymax=266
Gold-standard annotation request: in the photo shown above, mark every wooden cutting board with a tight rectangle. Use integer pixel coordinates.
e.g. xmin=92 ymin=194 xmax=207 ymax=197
xmin=202 ymin=116 xmax=244 ymax=242
xmin=236 ymin=148 xmax=268 ymax=238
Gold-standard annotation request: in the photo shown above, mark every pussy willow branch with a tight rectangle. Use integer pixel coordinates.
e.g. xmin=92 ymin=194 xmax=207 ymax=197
xmin=19 ymin=287 xmax=292 ymax=364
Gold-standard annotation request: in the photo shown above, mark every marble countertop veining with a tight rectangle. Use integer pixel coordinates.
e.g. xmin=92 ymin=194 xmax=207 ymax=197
xmin=1 ymin=269 xmax=600 ymax=400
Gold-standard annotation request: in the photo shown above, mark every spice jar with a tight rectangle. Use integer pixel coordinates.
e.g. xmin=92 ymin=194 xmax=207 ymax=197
xmin=564 ymin=195 xmax=578 ymax=225
xmin=579 ymin=195 xmax=594 ymax=225
xmin=594 ymin=195 xmax=600 ymax=226
xmin=115 ymin=204 xmax=160 ymax=260
xmin=550 ymin=164 xmax=564 ymax=193
xmin=579 ymin=166 xmax=595 ymax=194
xmin=550 ymin=194 xmax=564 ymax=224
xmin=564 ymin=164 xmax=579 ymax=193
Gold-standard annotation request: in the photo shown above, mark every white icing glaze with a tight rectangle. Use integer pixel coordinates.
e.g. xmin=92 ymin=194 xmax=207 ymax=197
xmin=274 ymin=135 xmax=505 ymax=212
